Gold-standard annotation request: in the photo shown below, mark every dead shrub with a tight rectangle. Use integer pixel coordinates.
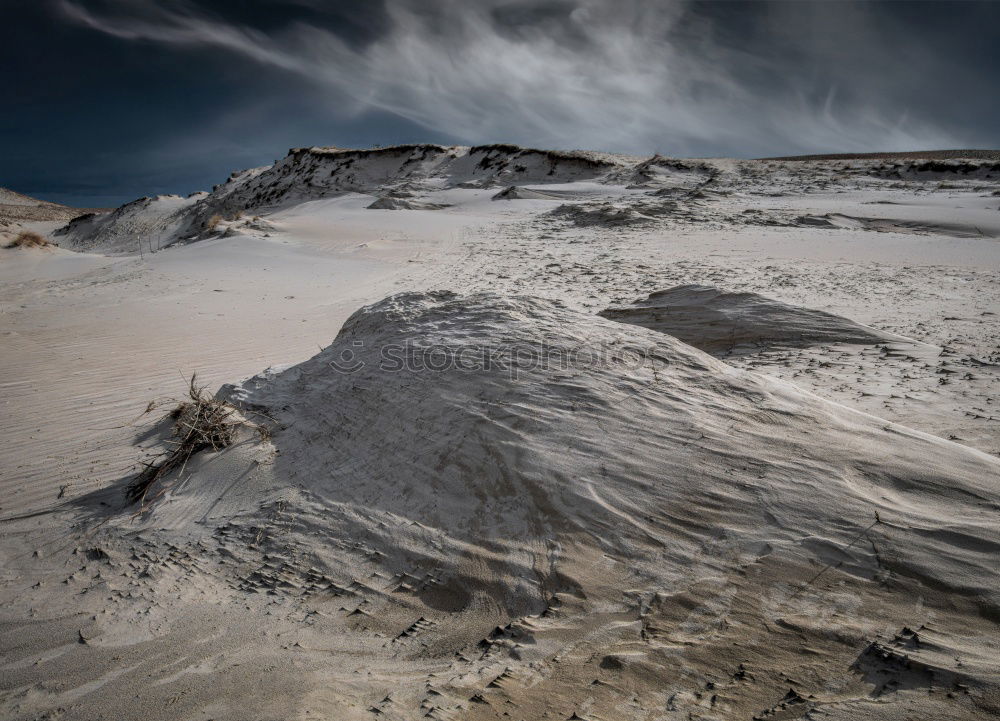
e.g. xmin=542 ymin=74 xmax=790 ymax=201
xmin=6 ymin=230 xmax=50 ymax=248
xmin=205 ymin=214 xmax=223 ymax=231
xmin=126 ymin=374 xmax=269 ymax=505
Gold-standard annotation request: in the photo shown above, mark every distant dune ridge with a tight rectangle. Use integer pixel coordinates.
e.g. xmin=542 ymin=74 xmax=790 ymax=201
xmin=0 ymin=187 xmax=102 ymax=241
xmin=46 ymin=143 xmax=1000 ymax=255
xmin=764 ymin=149 xmax=1000 ymax=161
xmin=50 ymin=144 xmax=635 ymax=253
xmin=0 ymin=187 xmax=103 ymax=219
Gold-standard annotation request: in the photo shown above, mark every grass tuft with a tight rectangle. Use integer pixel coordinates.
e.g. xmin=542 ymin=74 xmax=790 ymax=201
xmin=126 ymin=374 xmax=269 ymax=506
xmin=6 ymin=230 xmax=50 ymax=248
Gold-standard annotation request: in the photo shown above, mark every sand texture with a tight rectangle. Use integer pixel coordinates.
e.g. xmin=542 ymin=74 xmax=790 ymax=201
xmin=2 ymin=146 xmax=999 ymax=720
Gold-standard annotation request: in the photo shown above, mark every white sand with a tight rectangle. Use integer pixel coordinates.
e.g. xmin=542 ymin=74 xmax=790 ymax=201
xmin=1 ymin=147 xmax=999 ymax=720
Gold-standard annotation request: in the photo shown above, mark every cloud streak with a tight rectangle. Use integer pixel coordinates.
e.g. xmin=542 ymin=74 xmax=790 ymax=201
xmin=59 ymin=0 xmax=961 ymax=156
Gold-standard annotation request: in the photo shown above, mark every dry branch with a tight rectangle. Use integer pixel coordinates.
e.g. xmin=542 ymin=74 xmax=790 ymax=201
xmin=126 ymin=374 xmax=268 ymax=505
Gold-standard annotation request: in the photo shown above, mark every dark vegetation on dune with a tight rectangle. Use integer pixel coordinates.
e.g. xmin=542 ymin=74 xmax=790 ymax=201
xmin=5 ymin=230 xmax=50 ymax=248
xmin=126 ymin=374 xmax=269 ymax=506
xmin=764 ymin=149 xmax=1000 ymax=162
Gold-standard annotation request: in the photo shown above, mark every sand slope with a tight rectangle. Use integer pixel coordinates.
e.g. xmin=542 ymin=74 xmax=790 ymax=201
xmin=52 ymin=144 xmax=637 ymax=252
xmin=0 ymin=187 xmax=102 ymax=244
xmin=222 ymin=291 xmax=999 ymax=611
xmin=53 ymin=193 xmax=206 ymax=254
xmin=600 ymin=284 xmax=911 ymax=354
xmin=3 ymin=291 xmax=998 ymax=720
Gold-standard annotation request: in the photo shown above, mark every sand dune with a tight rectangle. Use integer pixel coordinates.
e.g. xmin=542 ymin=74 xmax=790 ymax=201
xmin=765 ymin=150 xmax=1000 ymax=161
xmin=7 ymin=291 xmax=1000 ymax=720
xmin=599 ymin=284 xmax=912 ymax=354
xmin=49 ymin=144 xmax=1000 ymax=255
xmin=2 ymin=147 xmax=1000 ymax=720
xmin=0 ymin=188 xmax=102 ymax=244
xmin=367 ymin=195 xmax=451 ymax=210
xmin=794 ymin=213 xmax=997 ymax=239
xmin=490 ymin=185 xmax=585 ymax=201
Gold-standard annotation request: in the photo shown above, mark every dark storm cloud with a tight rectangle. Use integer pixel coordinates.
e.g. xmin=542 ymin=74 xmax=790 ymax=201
xmin=3 ymin=1 xmax=998 ymax=205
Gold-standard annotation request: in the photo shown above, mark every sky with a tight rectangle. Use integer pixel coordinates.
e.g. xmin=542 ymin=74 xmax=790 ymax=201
xmin=3 ymin=0 xmax=999 ymax=207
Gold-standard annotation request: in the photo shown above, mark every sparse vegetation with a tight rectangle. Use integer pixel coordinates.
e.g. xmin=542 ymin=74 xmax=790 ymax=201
xmin=126 ymin=374 xmax=270 ymax=505
xmin=6 ymin=230 xmax=50 ymax=248
xmin=203 ymin=210 xmax=242 ymax=233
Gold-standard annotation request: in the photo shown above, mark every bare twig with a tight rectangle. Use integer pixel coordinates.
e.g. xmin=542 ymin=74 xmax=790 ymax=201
xmin=790 ymin=511 xmax=883 ymax=599
xmin=125 ymin=373 xmax=268 ymax=505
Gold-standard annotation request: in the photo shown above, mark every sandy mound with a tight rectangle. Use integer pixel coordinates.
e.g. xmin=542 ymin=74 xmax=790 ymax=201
xmin=599 ymin=284 xmax=910 ymax=354
xmin=491 ymin=185 xmax=567 ymax=201
xmin=8 ymin=291 xmax=1000 ymax=720
xmin=366 ymin=195 xmax=450 ymax=210
xmin=796 ymin=213 xmax=995 ymax=238
xmin=199 ymin=292 xmax=998 ymax=610
xmin=620 ymin=154 xmax=717 ymax=188
xmin=53 ymin=193 xmax=205 ymax=254
xmin=546 ymin=202 xmax=656 ymax=227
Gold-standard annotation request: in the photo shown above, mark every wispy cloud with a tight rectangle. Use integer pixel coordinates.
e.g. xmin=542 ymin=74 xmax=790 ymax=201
xmin=58 ymin=0 xmax=959 ymax=156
